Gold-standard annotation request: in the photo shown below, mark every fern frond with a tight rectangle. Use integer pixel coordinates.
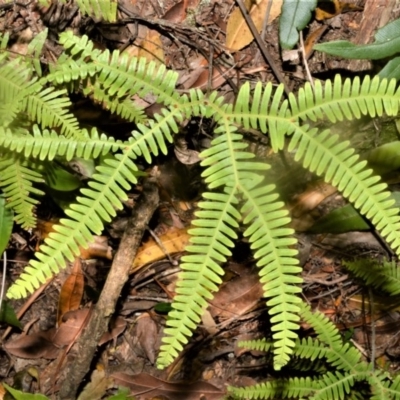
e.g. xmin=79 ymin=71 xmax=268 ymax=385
xmin=384 ymin=373 xmax=400 ymax=400
xmin=229 ymin=377 xmax=315 ymax=399
xmin=344 ymin=259 xmax=400 ymax=295
xmin=312 ymin=371 xmax=355 ymax=400
xmin=21 ymin=86 xmax=84 ymax=139
xmin=90 ymin=81 xmax=146 ymax=123
xmin=0 ymin=126 xmax=121 ymax=161
xmin=368 ymin=369 xmax=393 ymax=400
xmin=157 ymin=187 xmax=241 ymax=368
xmin=127 ymin=107 xmax=184 ymax=163
xmin=288 ymin=125 xmax=400 ymax=255
xmin=0 ymin=155 xmax=45 ymax=229
xmin=76 ymin=0 xmax=117 ymax=22
xmin=56 ymin=32 xmax=182 ymax=108
xmin=6 ymin=152 xmax=140 ymax=299
xmin=233 ymin=82 xmax=293 ymax=152
xmin=240 ymin=182 xmax=302 ymax=370
xmin=290 ymin=75 xmax=399 ymax=123
xmin=301 ymin=303 xmax=361 ymax=371
xmin=0 ymin=59 xmax=32 ymax=126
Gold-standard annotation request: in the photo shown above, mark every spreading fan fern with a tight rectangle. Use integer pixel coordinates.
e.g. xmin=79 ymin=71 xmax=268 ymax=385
xmin=229 ymin=302 xmax=400 ymax=399
xmin=2 ymin=30 xmax=400 ymax=390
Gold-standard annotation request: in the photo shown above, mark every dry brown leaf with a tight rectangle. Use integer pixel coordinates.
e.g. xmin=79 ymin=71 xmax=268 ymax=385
xmin=111 ymin=372 xmax=225 ymax=400
xmin=98 ymin=316 xmax=127 ymax=346
xmin=79 ymin=236 xmax=112 ymax=260
xmin=288 ymin=180 xmax=337 ymax=218
xmin=131 ymin=227 xmax=190 ymax=273
xmin=304 ymin=26 xmax=328 ymax=59
xmin=57 ymin=259 xmax=84 ymax=327
xmin=77 ymin=368 xmax=112 ymax=400
xmin=315 ymin=0 xmax=363 ymax=21
xmin=53 ymin=309 xmax=91 ymax=347
xmin=4 ymin=329 xmax=59 ymax=359
xmin=138 ymin=28 xmax=165 ymax=64
xmin=226 ymin=0 xmax=282 ymax=51
xmin=136 ymin=313 xmax=158 ymax=364
xmin=209 ymin=263 xmax=264 ymax=320
xmin=163 ymin=0 xmax=188 ymax=23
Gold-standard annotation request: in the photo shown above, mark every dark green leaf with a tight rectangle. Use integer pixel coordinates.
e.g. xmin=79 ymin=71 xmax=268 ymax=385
xmin=314 ymin=17 xmax=400 ymax=60
xmin=379 ymin=57 xmax=400 ymax=81
xmin=0 ymin=301 xmax=22 ymax=329
xmin=309 ymin=204 xmax=370 ymax=233
xmin=44 ymin=163 xmax=81 ymax=191
xmin=154 ymin=302 xmax=172 ymax=314
xmin=0 ymin=195 xmax=13 ymax=254
xmin=279 ymin=0 xmax=317 ymax=50
xmin=365 ymin=141 xmax=400 ymax=175
xmin=3 ymin=383 xmax=50 ymax=400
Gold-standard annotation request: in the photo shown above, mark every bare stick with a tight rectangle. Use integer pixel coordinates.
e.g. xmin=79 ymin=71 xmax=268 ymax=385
xmin=59 ymin=179 xmax=159 ymax=399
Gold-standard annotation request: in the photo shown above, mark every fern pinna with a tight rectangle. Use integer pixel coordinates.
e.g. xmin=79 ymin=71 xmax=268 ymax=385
xmin=229 ymin=302 xmax=400 ymax=399
xmin=2 ymin=31 xmax=400 ymax=378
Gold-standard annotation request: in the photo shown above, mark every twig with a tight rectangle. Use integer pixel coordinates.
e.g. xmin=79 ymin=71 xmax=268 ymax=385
xmin=235 ymin=0 xmax=290 ymax=95
xmin=299 ymin=31 xmax=314 ymax=90
xmin=368 ymin=287 xmax=376 ymax=370
xmin=59 ymin=179 xmax=159 ymax=399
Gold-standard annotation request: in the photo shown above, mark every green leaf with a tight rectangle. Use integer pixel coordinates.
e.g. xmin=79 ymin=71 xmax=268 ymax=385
xmin=0 ymin=300 xmax=22 ymax=329
xmin=378 ymin=56 xmax=400 ymax=81
xmin=365 ymin=141 xmax=400 ymax=175
xmin=106 ymin=387 xmax=133 ymax=400
xmin=44 ymin=163 xmax=81 ymax=191
xmin=0 ymin=195 xmax=13 ymax=254
xmin=3 ymin=384 xmax=50 ymax=400
xmin=309 ymin=204 xmax=370 ymax=234
xmin=314 ymin=17 xmax=400 ymax=60
xmin=279 ymin=0 xmax=317 ymax=50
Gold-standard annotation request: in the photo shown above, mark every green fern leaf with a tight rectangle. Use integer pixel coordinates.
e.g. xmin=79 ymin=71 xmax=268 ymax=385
xmin=288 ymin=124 xmax=400 ymax=255
xmin=0 ymin=155 xmax=45 ymax=229
xmin=0 ymin=126 xmax=121 ymax=161
xmin=233 ymin=82 xmax=293 ymax=152
xmin=6 ymin=152 xmax=140 ymax=299
xmin=76 ymin=0 xmax=117 ymax=22
xmin=157 ymin=187 xmax=241 ymax=367
xmin=241 ymin=182 xmax=302 ymax=369
xmin=344 ymin=259 xmax=400 ymax=295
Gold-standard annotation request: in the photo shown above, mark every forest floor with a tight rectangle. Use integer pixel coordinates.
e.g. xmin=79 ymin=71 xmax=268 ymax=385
xmin=2 ymin=0 xmax=400 ymax=399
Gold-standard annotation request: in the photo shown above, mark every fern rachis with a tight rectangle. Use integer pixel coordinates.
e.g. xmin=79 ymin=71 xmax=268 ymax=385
xmin=3 ymin=32 xmax=400 ymax=396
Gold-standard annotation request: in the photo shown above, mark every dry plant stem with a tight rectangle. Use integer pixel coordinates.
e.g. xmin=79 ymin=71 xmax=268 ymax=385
xmin=299 ymin=31 xmax=314 ymax=89
xmin=59 ymin=179 xmax=159 ymax=400
xmin=234 ymin=0 xmax=290 ymax=95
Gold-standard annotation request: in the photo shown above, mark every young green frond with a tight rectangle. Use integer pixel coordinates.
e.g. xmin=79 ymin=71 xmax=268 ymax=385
xmin=0 ymin=156 xmax=44 ymax=229
xmin=157 ymin=188 xmax=241 ymax=368
xmin=6 ymin=153 xmax=140 ymax=299
xmin=344 ymin=259 xmax=400 ymax=295
xmin=241 ymin=182 xmax=302 ymax=369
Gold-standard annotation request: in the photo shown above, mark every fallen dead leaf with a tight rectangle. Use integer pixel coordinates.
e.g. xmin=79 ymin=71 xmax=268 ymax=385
xmin=209 ymin=263 xmax=264 ymax=321
xmin=57 ymin=258 xmax=84 ymax=327
xmin=131 ymin=227 xmax=190 ymax=274
xmin=111 ymin=372 xmax=225 ymax=400
xmin=226 ymin=0 xmax=282 ymax=51
xmin=136 ymin=313 xmax=158 ymax=364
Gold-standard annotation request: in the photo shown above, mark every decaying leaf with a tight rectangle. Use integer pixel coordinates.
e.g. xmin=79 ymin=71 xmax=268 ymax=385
xmin=111 ymin=372 xmax=225 ymax=400
xmin=57 ymin=259 xmax=84 ymax=327
xmin=226 ymin=0 xmax=282 ymax=51
xmin=98 ymin=316 xmax=127 ymax=346
xmin=209 ymin=263 xmax=264 ymax=321
xmin=136 ymin=313 xmax=158 ymax=364
xmin=77 ymin=368 xmax=113 ymax=400
xmin=131 ymin=227 xmax=190 ymax=274
xmin=79 ymin=236 xmax=112 ymax=260
xmin=315 ymin=0 xmax=363 ymax=21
